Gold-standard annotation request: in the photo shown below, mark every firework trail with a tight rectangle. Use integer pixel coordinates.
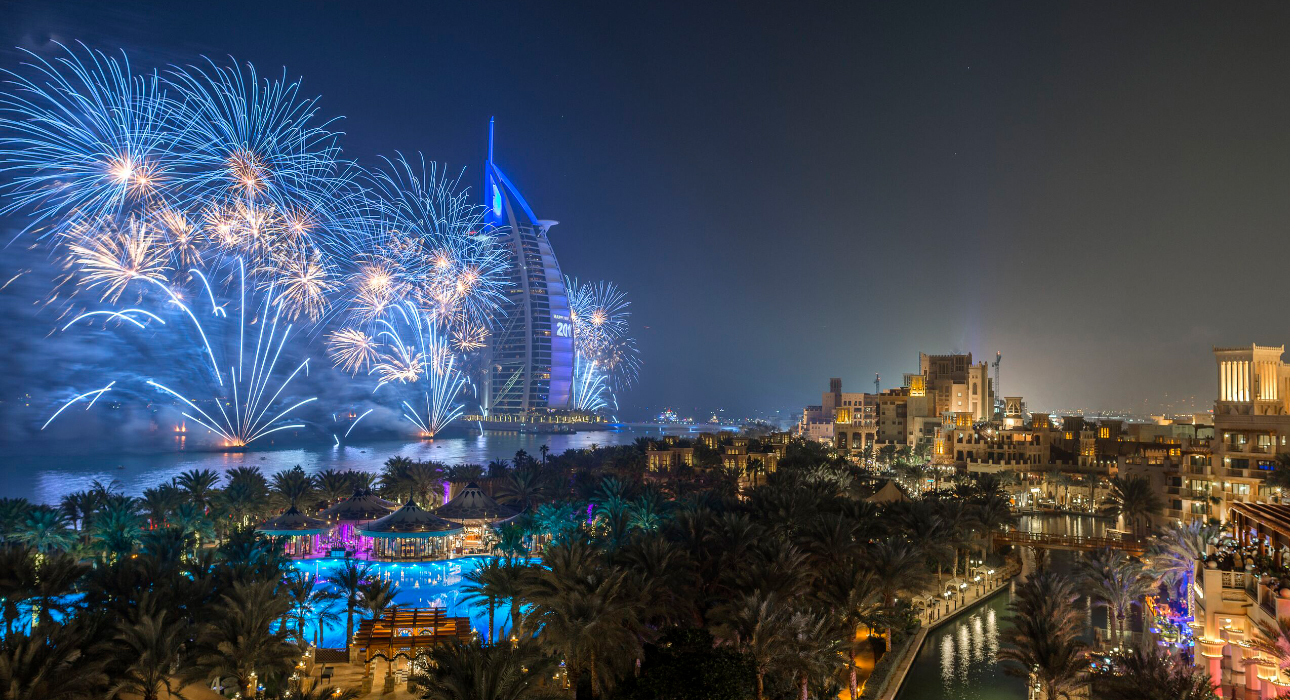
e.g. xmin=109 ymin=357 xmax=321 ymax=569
xmin=53 ymin=258 xmax=317 ymax=447
xmin=572 ymin=359 xmax=609 ymax=413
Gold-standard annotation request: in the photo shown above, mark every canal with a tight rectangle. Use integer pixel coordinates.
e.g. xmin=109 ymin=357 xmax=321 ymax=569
xmin=894 ymin=514 xmax=1110 ymax=700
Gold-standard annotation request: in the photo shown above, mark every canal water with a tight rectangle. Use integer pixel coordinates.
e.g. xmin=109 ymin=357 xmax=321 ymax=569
xmin=0 ymin=428 xmax=685 ymax=504
xmin=895 ymin=514 xmax=1110 ymax=700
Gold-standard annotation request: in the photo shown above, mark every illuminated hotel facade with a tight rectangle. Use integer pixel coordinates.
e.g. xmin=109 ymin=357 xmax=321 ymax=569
xmin=479 ymin=120 xmax=575 ymax=417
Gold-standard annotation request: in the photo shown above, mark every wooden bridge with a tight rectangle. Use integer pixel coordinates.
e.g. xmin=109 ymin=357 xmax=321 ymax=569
xmin=993 ymin=530 xmax=1147 ymax=556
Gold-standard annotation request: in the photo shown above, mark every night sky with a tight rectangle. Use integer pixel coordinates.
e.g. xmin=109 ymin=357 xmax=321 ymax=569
xmin=3 ymin=1 xmax=1290 ymax=433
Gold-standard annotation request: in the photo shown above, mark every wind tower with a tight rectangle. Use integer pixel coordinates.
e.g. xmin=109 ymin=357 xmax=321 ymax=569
xmin=480 ymin=119 xmax=575 ymax=416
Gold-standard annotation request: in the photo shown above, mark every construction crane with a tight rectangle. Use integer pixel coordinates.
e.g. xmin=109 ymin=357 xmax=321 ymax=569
xmin=992 ymin=352 xmax=1003 ymax=413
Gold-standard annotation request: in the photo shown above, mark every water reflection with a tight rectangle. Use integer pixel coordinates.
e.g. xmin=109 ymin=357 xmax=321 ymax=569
xmin=898 ymin=589 xmax=1023 ymax=700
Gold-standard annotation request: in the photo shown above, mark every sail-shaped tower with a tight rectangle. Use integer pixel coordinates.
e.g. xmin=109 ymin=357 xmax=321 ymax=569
xmin=480 ymin=119 xmax=574 ymax=416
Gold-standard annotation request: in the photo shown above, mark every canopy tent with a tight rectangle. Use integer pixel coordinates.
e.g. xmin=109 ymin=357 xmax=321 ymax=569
xmin=255 ymin=506 xmax=330 ymax=557
xmin=357 ymin=500 xmax=465 ymax=560
xmin=434 ymin=482 xmax=520 ymax=553
xmin=316 ymin=488 xmax=399 ymax=555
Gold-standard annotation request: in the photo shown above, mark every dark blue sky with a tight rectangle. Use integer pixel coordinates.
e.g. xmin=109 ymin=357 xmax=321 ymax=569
xmin=3 ymin=1 xmax=1290 ymax=428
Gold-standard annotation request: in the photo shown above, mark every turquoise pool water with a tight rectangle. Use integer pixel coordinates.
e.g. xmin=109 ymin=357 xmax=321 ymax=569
xmin=294 ymin=556 xmax=522 ymax=648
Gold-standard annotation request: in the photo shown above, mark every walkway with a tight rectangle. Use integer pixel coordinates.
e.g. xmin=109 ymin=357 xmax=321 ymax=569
xmin=994 ymin=530 xmax=1146 ymax=556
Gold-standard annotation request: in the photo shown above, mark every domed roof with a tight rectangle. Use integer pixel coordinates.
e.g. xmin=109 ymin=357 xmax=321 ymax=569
xmin=357 ymin=500 xmax=464 ymax=539
xmin=256 ymin=506 xmax=330 ymax=536
xmin=317 ymin=488 xmax=398 ymax=522
xmin=435 ymin=482 xmax=519 ymax=523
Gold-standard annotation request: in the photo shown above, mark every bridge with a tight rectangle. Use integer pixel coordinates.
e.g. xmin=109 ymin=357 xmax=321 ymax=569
xmin=993 ymin=530 xmax=1147 ymax=557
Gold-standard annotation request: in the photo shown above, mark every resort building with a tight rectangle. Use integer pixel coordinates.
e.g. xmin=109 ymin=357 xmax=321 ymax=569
xmin=1191 ymin=503 xmax=1290 ymax=697
xmin=356 ymin=500 xmax=465 ymax=561
xmin=1209 ymin=344 xmax=1290 ymax=516
xmin=919 ymin=352 xmax=995 ymax=422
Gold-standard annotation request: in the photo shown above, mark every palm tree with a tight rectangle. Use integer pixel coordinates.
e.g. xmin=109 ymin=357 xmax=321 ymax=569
xmin=1077 ymin=548 xmax=1153 ymax=645
xmin=711 ymin=590 xmax=793 ymax=700
xmin=1092 ymin=644 xmax=1218 ymax=700
xmin=186 ymin=580 xmax=298 ymax=698
xmin=972 ymin=493 xmax=1017 ymax=558
xmin=816 ymin=563 xmax=880 ymax=700
xmin=16 ymin=507 xmax=73 ymax=552
xmin=998 ymin=570 xmax=1088 ymax=700
xmin=325 ymin=560 xmax=373 ymax=646
xmin=174 ymin=469 xmax=220 ymax=511
xmin=29 ymin=551 xmax=87 ymax=629
xmin=1101 ymin=475 xmax=1164 ymax=538
xmin=358 ymin=578 xmax=400 ymax=619
xmin=139 ymin=484 xmax=184 ymax=530
xmin=284 ymin=572 xmax=340 ymax=648
xmin=1149 ymin=521 xmax=1219 ymax=598
xmin=58 ymin=490 xmax=97 ymax=532
xmin=315 ymin=468 xmax=353 ymax=505
xmin=0 ymin=498 xmax=33 ymax=542
xmin=410 ymin=638 xmax=554 ymax=700
xmin=775 ymin=610 xmax=845 ymax=700
xmin=0 ymin=622 xmax=108 ymax=700
xmin=866 ymin=541 xmax=932 ymax=651
xmin=270 ymin=465 xmax=316 ymax=509
xmin=0 ymin=545 xmax=36 ymax=635
xmin=170 ymin=502 xmax=215 ymax=554
xmin=540 ymin=444 xmax=549 ymax=465
xmin=626 ymin=487 xmax=671 ymax=533
xmin=110 ymin=609 xmax=190 ymax=700
xmin=461 ymin=558 xmax=508 ymax=643
xmin=496 ymin=468 xmax=548 ymax=511
xmin=523 ymin=541 xmax=641 ymax=699
xmin=91 ymin=496 xmax=143 ymax=560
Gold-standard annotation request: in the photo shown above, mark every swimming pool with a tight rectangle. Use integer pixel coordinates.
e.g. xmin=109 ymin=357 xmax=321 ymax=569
xmin=295 ymin=556 xmax=520 ymax=648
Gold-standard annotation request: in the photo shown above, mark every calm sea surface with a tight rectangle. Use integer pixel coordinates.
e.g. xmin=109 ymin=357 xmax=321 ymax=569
xmin=1 ymin=428 xmax=689 ymax=504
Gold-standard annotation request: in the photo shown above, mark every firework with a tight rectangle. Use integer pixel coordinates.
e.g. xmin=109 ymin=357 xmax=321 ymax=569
xmin=327 ymin=328 xmax=379 ymax=374
xmin=567 ymin=277 xmax=640 ymax=394
xmin=1 ymin=46 xmax=645 ymax=435
xmin=350 ymin=155 xmax=510 ymax=335
xmin=329 ymin=301 xmax=466 ymax=436
xmin=63 ymin=217 xmax=172 ymax=301
xmin=260 ymin=246 xmax=335 ymax=321
xmin=40 ymin=381 xmax=116 ymax=430
xmin=163 ymin=57 xmax=349 ymax=218
xmin=0 ymin=44 xmax=176 ymax=236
